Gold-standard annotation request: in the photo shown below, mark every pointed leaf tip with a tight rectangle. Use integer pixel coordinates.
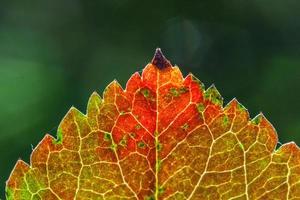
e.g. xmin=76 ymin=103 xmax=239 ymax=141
xmin=151 ymin=48 xmax=171 ymax=69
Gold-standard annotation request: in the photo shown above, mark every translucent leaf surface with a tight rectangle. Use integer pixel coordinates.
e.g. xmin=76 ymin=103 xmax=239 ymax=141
xmin=6 ymin=49 xmax=300 ymax=200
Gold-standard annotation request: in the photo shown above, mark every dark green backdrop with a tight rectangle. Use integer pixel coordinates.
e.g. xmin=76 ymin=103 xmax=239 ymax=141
xmin=1 ymin=0 xmax=300 ymax=198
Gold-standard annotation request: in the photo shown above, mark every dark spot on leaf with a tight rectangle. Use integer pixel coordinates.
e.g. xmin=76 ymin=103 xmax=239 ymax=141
xmin=151 ymin=48 xmax=171 ymax=70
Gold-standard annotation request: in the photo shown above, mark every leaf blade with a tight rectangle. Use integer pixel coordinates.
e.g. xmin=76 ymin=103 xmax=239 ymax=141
xmin=6 ymin=49 xmax=300 ymax=200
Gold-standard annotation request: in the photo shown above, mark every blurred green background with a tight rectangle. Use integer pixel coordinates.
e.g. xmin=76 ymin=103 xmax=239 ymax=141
xmin=1 ymin=0 xmax=300 ymax=198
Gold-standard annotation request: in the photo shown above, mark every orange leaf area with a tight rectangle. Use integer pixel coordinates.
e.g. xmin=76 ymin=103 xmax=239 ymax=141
xmin=6 ymin=49 xmax=300 ymax=200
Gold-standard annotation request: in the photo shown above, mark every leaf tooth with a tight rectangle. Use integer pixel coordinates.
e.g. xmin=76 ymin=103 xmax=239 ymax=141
xmin=206 ymin=84 xmax=218 ymax=92
xmin=252 ymin=112 xmax=274 ymax=127
xmin=224 ymin=98 xmax=239 ymax=112
xmin=251 ymin=112 xmax=264 ymax=125
xmin=54 ymin=106 xmax=87 ymax=148
xmin=16 ymin=159 xmax=30 ymax=169
xmin=30 ymin=134 xmax=57 ymax=166
xmin=88 ymin=91 xmax=102 ymax=105
xmin=87 ymin=92 xmax=102 ymax=111
xmin=6 ymin=159 xmax=30 ymax=189
xmin=103 ymin=79 xmax=124 ymax=102
xmin=224 ymin=98 xmax=247 ymax=113
xmin=151 ymin=48 xmax=172 ymax=70
xmin=43 ymin=133 xmax=55 ymax=142
xmin=204 ymin=84 xmax=223 ymax=106
xmin=69 ymin=106 xmax=78 ymax=112
xmin=251 ymin=112 xmax=278 ymax=153
xmin=69 ymin=106 xmax=85 ymax=117
xmin=87 ymin=92 xmax=102 ymax=130
xmin=112 ymin=79 xmax=125 ymax=90
xmin=187 ymin=73 xmax=205 ymax=89
xmin=91 ymin=91 xmax=100 ymax=96
xmin=126 ymin=72 xmax=141 ymax=90
xmin=229 ymin=97 xmax=239 ymax=104
xmin=278 ymin=142 xmax=300 ymax=153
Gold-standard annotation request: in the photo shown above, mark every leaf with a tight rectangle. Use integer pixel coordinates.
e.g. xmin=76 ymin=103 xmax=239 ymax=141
xmin=6 ymin=49 xmax=300 ymax=200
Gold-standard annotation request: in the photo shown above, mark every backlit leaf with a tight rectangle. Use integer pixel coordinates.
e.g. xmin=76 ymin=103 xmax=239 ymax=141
xmin=6 ymin=49 xmax=300 ymax=200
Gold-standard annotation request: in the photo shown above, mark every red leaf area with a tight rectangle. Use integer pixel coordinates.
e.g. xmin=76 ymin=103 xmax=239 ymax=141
xmin=6 ymin=49 xmax=300 ymax=200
